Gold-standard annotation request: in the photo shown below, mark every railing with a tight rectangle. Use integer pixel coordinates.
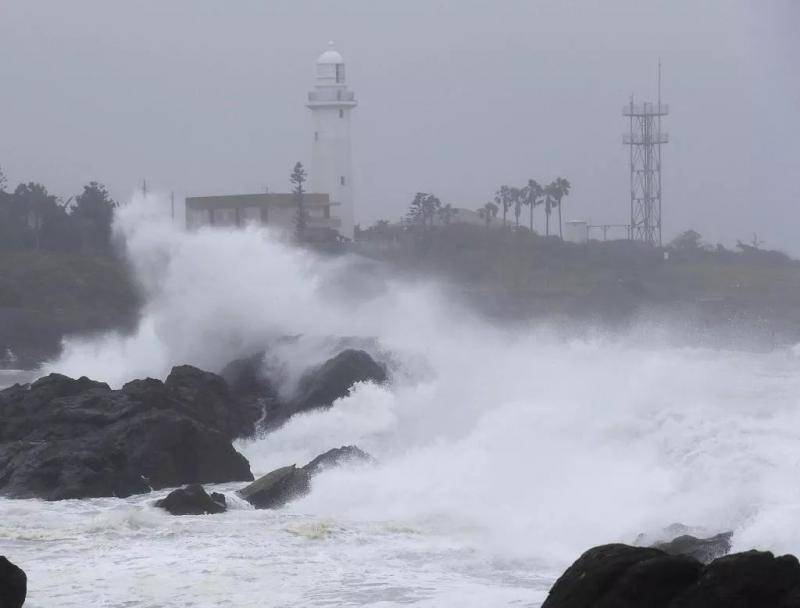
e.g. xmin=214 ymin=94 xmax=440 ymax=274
xmin=308 ymin=89 xmax=356 ymax=103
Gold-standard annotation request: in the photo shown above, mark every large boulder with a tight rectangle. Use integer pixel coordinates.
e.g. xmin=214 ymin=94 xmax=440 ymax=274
xmin=674 ymin=550 xmax=800 ymax=607
xmin=302 ymin=445 xmax=373 ymax=477
xmin=654 ymin=532 xmax=732 ymax=564
xmin=0 ymin=556 xmax=26 ymax=608
xmin=542 ymin=544 xmax=701 ymax=608
xmin=271 ymin=349 xmax=386 ymax=424
xmin=128 ymin=364 xmax=263 ymax=440
xmin=219 ymin=351 xmax=275 ymax=401
xmin=0 ymin=368 xmax=254 ymax=501
xmin=156 ymin=484 xmax=227 ymax=515
xmin=541 ymin=544 xmax=800 ymax=608
xmin=239 ymin=445 xmax=373 ymax=509
xmin=237 ymin=465 xmax=311 ymax=509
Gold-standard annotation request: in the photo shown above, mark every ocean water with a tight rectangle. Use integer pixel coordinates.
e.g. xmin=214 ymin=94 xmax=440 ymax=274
xmin=3 ymin=196 xmax=800 ymax=606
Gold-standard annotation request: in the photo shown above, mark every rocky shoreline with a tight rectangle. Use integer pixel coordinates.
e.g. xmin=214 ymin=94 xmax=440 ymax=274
xmin=541 ymin=541 xmax=800 ymax=607
xmin=0 ymin=348 xmax=386 ymax=501
xmin=4 ymin=345 xmax=800 ymax=607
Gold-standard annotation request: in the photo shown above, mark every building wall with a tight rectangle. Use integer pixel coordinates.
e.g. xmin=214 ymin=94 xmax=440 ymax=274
xmin=184 ymin=193 xmax=335 ymax=235
xmin=311 ymin=105 xmax=354 ymax=240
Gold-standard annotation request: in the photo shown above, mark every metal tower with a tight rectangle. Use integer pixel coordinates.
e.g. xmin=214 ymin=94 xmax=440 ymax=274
xmin=623 ymin=66 xmax=668 ymax=245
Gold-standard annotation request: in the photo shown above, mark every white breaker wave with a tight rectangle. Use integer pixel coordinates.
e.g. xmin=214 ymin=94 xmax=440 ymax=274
xmin=4 ymin=194 xmax=800 ymax=607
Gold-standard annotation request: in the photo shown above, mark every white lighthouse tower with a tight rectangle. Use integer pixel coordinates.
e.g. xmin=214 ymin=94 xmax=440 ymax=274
xmin=307 ymin=42 xmax=357 ymax=240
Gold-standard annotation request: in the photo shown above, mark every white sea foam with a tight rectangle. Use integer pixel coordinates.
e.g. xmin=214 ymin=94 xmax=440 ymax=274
xmin=5 ymin=193 xmax=800 ymax=606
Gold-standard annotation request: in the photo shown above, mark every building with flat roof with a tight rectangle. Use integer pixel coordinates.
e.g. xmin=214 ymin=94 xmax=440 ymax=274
xmin=185 ymin=192 xmax=340 ymax=236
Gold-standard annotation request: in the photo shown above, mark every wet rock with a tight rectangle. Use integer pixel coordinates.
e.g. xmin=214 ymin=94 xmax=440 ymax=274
xmin=541 ymin=544 xmax=699 ymax=608
xmin=654 ymin=532 xmax=732 ymax=564
xmin=240 ymin=445 xmax=372 ymax=510
xmin=542 ymin=544 xmax=800 ymax=608
xmin=302 ymin=445 xmax=373 ymax=476
xmin=0 ymin=556 xmax=26 ymax=608
xmin=0 ymin=368 xmax=254 ymax=501
xmin=219 ymin=351 xmax=274 ymax=400
xmin=278 ymin=349 xmax=387 ymax=421
xmin=163 ymin=364 xmax=263 ymax=439
xmin=674 ymin=550 xmax=800 ymax=607
xmin=156 ymin=484 xmax=227 ymax=515
xmin=237 ymin=465 xmax=311 ymax=509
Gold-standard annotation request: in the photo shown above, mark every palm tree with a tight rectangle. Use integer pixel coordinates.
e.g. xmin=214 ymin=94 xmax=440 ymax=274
xmin=543 ymin=182 xmax=556 ymax=237
xmin=551 ymin=177 xmax=571 ymax=239
xmin=510 ymin=187 xmax=525 ymax=228
xmin=523 ymin=179 xmax=543 ymax=232
xmin=556 ymin=177 xmax=572 ymax=241
xmin=495 ymin=186 xmax=514 ymax=228
xmin=478 ymin=201 xmax=499 ymax=228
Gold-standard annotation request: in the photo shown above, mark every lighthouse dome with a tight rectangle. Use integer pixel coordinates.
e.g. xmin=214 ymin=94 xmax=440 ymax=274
xmin=317 ymin=42 xmax=344 ymax=65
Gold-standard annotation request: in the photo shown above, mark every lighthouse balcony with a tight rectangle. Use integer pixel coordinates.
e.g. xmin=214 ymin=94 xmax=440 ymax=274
xmin=307 ymin=90 xmax=357 ymax=106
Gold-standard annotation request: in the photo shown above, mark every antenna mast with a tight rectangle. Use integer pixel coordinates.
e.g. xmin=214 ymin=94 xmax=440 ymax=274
xmin=623 ymin=63 xmax=669 ymax=246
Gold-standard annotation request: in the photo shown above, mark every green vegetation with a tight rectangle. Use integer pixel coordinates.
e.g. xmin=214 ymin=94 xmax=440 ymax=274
xmin=0 ymin=250 xmax=140 ymax=367
xmin=290 ymin=161 xmax=308 ymax=241
xmin=0 ymin=166 xmax=116 ymax=255
xmin=0 ymin=167 xmax=139 ymax=367
xmin=486 ymin=177 xmax=570 ymax=235
xmin=357 ymin=221 xmax=800 ymax=346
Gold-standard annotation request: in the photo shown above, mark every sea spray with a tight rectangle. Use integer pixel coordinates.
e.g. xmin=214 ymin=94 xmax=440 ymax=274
xmin=23 ymin=192 xmax=800 ymax=604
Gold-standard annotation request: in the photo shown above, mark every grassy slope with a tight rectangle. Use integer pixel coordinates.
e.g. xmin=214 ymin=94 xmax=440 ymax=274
xmin=0 ymin=251 xmax=141 ymax=366
xmin=358 ymin=224 xmax=800 ymax=345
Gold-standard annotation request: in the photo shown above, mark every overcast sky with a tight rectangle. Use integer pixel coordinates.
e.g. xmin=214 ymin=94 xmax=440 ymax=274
xmin=1 ymin=1 xmax=797 ymax=250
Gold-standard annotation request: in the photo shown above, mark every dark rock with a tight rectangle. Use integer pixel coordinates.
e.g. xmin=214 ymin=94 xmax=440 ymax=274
xmin=542 ymin=544 xmax=800 ymax=608
xmin=164 ymin=365 xmax=263 ymax=439
xmin=0 ymin=556 xmax=26 ymax=608
xmin=237 ymin=465 xmax=310 ymax=509
xmin=673 ymin=550 xmax=800 ymax=608
xmin=0 ymin=367 xmax=254 ymax=501
xmin=156 ymin=484 xmax=227 ymax=515
xmin=302 ymin=445 xmax=373 ymax=476
xmin=654 ymin=532 xmax=733 ymax=564
xmin=239 ymin=445 xmax=372 ymax=510
xmin=277 ymin=349 xmax=386 ymax=421
xmin=597 ymin=554 xmax=703 ymax=608
xmin=119 ymin=365 xmax=262 ymax=440
xmin=542 ymin=544 xmax=686 ymax=608
xmin=219 ymin=351 xmax=274 ymax=401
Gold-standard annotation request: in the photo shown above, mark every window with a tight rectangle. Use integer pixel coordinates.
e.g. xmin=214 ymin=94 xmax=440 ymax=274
xmin=314 ymin=131 xmax=318 ymax=141
xmin=324 ymin=206 xmax=330 ymax=219
xmin=340 ymin=176 xmax=346 ymax=186
xmin=339 ymin=109 xmax=344 ymax=118
xmin=335 ymin=64 xmax=345 ymax=83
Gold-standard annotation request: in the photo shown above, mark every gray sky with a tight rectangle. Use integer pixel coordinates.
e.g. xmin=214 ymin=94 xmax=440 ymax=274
xmin=1 ymin=1 xmax=798 ymax=250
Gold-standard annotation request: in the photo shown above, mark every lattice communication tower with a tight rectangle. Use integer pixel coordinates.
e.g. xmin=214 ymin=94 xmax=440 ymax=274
xmin=623 ymin=68 xmax=668 ymax=245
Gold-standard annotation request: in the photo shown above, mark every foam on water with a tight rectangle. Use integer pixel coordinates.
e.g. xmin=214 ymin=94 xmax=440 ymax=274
xmin=4 ymin=195 xmax=800 ymax=606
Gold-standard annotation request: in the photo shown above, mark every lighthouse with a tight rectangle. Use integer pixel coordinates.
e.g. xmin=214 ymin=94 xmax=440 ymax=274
xmin=307 ymin=42 xmax=357 ymax=240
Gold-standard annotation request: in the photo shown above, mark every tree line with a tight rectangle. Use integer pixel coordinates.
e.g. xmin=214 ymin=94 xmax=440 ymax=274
xmin=396 ymin=178 xmax=571 ymax=239
xmin=478 ymin=178 xmax=571 ymax=237
xmin=0 ymin=166 xmax=117 ymax=255
xmin=405 ymin=193 xmax=456 ymax=228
